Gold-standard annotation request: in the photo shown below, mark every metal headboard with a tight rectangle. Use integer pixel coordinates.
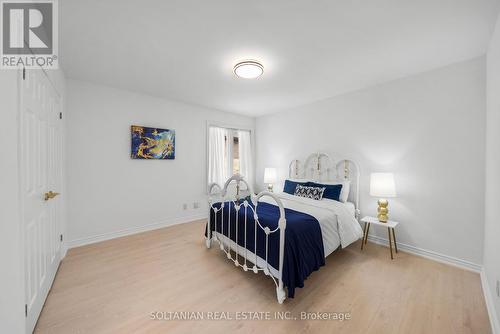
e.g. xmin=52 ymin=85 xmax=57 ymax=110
xmin=288 ymin=153 xmax=360 ymax=218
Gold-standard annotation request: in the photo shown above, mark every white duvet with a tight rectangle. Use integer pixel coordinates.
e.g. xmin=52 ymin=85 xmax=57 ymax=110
xmin=259 ymin=192 xmax=363 ymax=257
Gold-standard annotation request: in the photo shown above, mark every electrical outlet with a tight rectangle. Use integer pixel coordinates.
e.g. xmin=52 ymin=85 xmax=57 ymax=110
xmin=496 ymin=279 xmax=499 ymax=298
xmin=183 ymin=203 xmax=188 ymax=210
xmin=193 ymin=202 xmax=200 ymax=209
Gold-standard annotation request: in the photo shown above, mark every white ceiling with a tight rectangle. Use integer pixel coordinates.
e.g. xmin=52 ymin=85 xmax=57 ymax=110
xmin=60 ymin=0 xmax=500 ymax=116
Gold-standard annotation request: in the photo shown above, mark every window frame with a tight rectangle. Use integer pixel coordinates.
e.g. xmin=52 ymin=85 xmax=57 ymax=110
xmin=206 ymin=121 xmax=254 ymax=193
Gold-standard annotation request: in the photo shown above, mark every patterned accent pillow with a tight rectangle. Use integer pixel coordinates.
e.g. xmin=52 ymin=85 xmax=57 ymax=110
xmin=294 ymin=185 xmax=326 ymax=200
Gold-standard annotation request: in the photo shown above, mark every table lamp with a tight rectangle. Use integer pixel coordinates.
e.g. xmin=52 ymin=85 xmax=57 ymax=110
xmin=264 ymin=168 xmax=277 ymax=192
xmin=370 ymin=173 xmax=396 ymax=222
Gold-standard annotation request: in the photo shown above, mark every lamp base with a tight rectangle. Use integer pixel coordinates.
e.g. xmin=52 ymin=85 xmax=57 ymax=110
xmin=267 ymin=184 xmax=274 ymax=192
xmin=377 ymin=198 xmax=389 ymax=223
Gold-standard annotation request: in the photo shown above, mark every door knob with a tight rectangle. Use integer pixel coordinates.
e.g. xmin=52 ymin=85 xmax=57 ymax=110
xmin=44 ymin=191 xmax=60 ymax=201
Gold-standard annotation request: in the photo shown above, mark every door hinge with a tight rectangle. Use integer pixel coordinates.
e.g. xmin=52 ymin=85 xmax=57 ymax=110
xmin=60 ymin=234 xmax=63 ymax=242
xmin=59 ymin=112 xmax=62 ymax=120
xmin=22 ymin=67 xmax=26 ymax=80
xmin=25 ymin=304 xmax=27 ymax=317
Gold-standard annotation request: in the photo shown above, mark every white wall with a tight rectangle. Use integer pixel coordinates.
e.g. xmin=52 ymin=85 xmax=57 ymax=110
xmin=66 ymin=80 xmax=254 ymax=246
xmin=256 ymin=57 xmax=486 ymax=267
xmin=484 ymin=12 xmax=500 ymax=331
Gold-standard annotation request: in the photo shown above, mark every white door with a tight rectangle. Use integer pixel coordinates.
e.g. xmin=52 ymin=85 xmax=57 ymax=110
xmin=20 ymin=68 xmax=63 ymax=333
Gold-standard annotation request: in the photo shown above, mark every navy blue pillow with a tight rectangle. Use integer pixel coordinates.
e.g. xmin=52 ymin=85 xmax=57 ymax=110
xmin=283 ymin=179 xmax=308 ymax=195
xmin=308 ymin=182 xmax=342 ymax=201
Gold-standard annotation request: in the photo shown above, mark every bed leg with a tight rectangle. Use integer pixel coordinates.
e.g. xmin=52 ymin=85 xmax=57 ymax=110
xmin=276 ymin=283 xmax=286 ymax=304
xmin=205 ymin=238 xmax=212 ymax=249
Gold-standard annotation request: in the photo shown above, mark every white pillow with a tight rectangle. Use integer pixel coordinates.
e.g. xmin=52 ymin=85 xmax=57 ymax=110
xmin=288 ymin=178 xmax=310 ymax=182
xmin=340 ymin=181 xmax=350 ymax=203
xmin=314 ymin=180 xmax=350 ymax=203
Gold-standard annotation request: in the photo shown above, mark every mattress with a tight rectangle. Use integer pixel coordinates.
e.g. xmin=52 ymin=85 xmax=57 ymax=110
xmin=259 ymin=192 xmax=362 ymax=257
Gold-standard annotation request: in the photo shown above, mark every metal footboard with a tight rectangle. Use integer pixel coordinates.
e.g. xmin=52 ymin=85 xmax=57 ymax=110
xmin=206 ymin=174 xmax=287 ymax=304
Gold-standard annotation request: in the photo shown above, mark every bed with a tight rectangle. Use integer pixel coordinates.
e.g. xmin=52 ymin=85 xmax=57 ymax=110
xmin=205 ymin=153 xmax=363 ymax=303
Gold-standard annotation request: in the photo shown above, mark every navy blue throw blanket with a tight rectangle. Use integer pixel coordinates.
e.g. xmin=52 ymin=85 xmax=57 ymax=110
xmin=207 ymin=201 xmax=325 ymax=298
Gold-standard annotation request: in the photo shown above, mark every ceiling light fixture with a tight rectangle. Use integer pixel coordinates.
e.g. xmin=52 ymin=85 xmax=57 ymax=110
xmin=233 ymin=60 xmax=264 ymax=79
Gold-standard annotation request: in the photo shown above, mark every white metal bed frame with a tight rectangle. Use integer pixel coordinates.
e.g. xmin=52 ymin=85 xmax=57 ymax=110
xmin=206 ymin=153 xmax=360 ymax=303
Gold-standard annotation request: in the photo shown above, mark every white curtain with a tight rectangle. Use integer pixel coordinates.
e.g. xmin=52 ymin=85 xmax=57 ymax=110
xmin=208 ymin=127 xmax=229 ymax=188
xmin=238 ymin=130 xmax=254 ymax=191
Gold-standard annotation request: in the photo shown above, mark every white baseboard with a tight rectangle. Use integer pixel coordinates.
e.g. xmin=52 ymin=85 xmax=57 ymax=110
xmin=481 ymin=268 xmax=500 ymax=334
xmin=61 ymin=243 xmax=68 ymax=258
xmin=67 ymin=213 xmax=208 ymax=249
xmin=366 ymin=235 xmax=482 ymax=273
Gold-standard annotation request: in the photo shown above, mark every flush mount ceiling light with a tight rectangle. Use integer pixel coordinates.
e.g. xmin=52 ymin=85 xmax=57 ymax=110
xmin=233 ymin=60 xmax=264 ymax=79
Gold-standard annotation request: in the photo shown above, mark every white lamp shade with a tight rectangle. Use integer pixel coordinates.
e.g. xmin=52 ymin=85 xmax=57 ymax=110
xmin=370 ymin=173 xmax=396 ymax=198
xmin=264 ymin=168 xmax=277 ymax=184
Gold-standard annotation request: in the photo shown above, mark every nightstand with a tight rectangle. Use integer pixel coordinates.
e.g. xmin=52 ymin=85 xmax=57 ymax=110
xmin=360 ymin=216 xmax=399 ymax=259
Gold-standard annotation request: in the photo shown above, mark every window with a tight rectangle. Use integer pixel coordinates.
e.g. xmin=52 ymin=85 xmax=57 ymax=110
xmin=208 ymin=126 xmax=253 ymax=189
xmin=227 ymin=131 xmax=240 ymax=175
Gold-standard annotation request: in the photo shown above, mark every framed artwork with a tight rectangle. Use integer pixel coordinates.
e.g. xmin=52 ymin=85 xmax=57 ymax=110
xmin=131 ymin=125 xmax=175 ymax=159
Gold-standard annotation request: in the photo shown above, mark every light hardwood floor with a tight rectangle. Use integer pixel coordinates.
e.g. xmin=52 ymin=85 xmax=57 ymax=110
xmin=35 ymin=220 xmax=491 ymax=334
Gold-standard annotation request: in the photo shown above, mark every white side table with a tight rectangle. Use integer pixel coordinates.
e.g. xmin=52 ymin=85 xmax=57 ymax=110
xmin=360 ymin=216 xmax=399 ymax=260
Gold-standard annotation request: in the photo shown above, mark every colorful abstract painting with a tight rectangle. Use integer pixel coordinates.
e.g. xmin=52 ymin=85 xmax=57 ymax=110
xmin=131 ymin=125 xmax=175 ymax=159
